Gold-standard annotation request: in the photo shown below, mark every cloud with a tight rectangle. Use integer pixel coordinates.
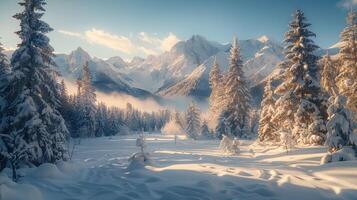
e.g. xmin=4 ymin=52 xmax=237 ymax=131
xmin=138 ymin=46 xmax=159 ymax=56
xmin=85 ymin=28 xmax=136 ymax=54
xmin=138 ymin=32 xmax=161 ymax=44
xmin=138 ymin=32 xmax=180 ymax=52
xmin=58 ymin=28 xmax=180 ymax=56
xmin=338 ymin=0 xmax=357 ymax=8
xmin=58 ymin=30 xmax=82 ymax=38
xmin=160 ymin=32 xmax=180 ymax=51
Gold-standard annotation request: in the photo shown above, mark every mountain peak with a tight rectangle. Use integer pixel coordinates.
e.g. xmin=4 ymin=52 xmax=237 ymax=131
xmin=71 ymin=47 xmax=91 ymax=57
xmin=189 ymin=34 xmax=207 ymax=41
xmin=257 ymin=35 xmax=270 ymax=43
xmin=68 ymin=47 xmax=91 ymax=65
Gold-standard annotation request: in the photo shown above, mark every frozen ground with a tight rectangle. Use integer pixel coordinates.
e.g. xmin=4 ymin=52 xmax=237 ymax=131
xmin=1 ymin=134 xmax=357 ymax=200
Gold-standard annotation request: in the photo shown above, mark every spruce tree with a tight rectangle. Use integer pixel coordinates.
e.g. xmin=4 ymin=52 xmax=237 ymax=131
xmin=336 ymin=10 xmax=357 ymax=119
xmin=185 ymin=102 xmax=201 ymax=140
xmin=200 ymin=120 xmax=211 ymax=139
xmin=0 ymin=0 xmax=68 ymax=169
xmin=274 ymin=10 xmax=327 ymax=145
xmin=223 ymin=37 xmax=251 ymax=138
xmin=77 ymin=62 xmax=97 ymax=137
xmin=258 ymin=79 xmax=277 ymax=142
xmin=59 ymin=80 xmax=72 ymax=134
xmin=325 ymin=96 xmax=355 ymax=152
xmin=0 ymin=40 xmax=10 ymax=171
xmin=95 ymin=102 xmax=108 ymax=137
xmin=209 ymin=57 xmax=224 ymax=126
xmin=321 ymin=53 xmax=338 ymax=96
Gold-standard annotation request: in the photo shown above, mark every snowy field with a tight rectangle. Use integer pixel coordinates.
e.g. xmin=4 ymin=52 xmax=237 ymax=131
xmin=1 ymin=134 xmax=357 ymax=200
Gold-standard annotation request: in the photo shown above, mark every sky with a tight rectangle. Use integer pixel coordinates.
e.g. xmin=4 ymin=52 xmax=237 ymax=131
xmin=0 ymin=0 xmax=355 ymax=60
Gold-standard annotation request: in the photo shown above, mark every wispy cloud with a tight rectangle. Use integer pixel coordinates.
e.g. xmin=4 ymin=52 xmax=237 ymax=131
xmin=338 ymin=0 xmax=357 ymax=9
xmin=138 ymin=46 xmax=159 ymax=56
xmin=85 ymin=28 xmax=136 ymax=54
xmin=160 ymin=32 xmax=180 ymax=52
xmin=58 ymin=30 xmax=82 ymax=38
xmin=58 ymin=28 xmax=180 ymax=57
xmin=138 ymin=32 xmax=180 ymax=52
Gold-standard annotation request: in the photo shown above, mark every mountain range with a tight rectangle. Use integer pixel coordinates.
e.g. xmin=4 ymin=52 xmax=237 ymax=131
xmin=4 ymin=34 xmax=339 ymax=106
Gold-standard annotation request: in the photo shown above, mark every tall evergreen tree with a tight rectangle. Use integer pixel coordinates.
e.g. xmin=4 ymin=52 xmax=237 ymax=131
xmin=321 ymin=53 xmax=338 ymax=96
xmin=274 ymin=10 xmax=327 ymax=145
xmin=95 ymin=102 xmax=108 ymax=137
xmin=200 ymin=120 xmax=211 ymax=139
xmin=0 ymin=0 xmax=68 ymax=170
xmin=59 ymin=79 xmax=72 ymax=134
xmin=336 ymin=10 xmax=357 ymax=119
xmin=0 ymin=40 xmax=11 ymax=171
xmin=325 ymin=96 xmax=356 ymax=152
xmin=223 ymin=37 xmax=251 ymax=138
xmin=258 ymin=79 xmax=277 ymax=142
xmin=77 ymin=62 xmax=97 ymax=137
xmin=185 ymin=102 xmax=201 ymax=140
xmin=208 ymin=57 xmax=224 ymax=126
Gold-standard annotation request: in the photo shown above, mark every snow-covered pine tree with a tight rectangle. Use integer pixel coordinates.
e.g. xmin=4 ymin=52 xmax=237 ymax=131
xmin=336 ymin=10 xmax=357 ymax=119
xmin=258 ymin=79 xmax=278 ymax=142
xmin=320 ymin=53 xmax=338 ymax=96
xmin=0 ymin=40 xmax=10 ymax=171
xmin=0 ymin=40 xmax=10 ymax=116
xmin=209 ymin=57 xmax=224 ymax=127
xmin=59 ymin=80 xmax=72 ymax=134
xmin=185 ymin=102 xmax=201 ymax=140
xmin=223 ymin=37 xmax=251 ymax=138
xmin=200 ymin=120 xmax=211 ymax=139
xmin=78 ymin=62 xmax=97 ymax=137
xmin=0 ymin=0 xmax=68 ymax=168
xmin=215 ymin=111 xmax=230 ymax=139
xmin=274 ymin=10 xmax=327 ymax=145
xmin=95 ymin=102 xmax=108 ymax=137
xmin=325 ymin=96 xmax=355 ymax=152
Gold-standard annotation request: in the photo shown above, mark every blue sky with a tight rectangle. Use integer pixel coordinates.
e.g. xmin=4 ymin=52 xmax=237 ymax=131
xmin=0 ymin=0 xmax=355 ymax=60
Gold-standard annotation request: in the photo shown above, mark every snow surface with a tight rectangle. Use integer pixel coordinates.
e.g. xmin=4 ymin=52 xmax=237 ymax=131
xmin=1 ymin=134 xmax=357 ymax=200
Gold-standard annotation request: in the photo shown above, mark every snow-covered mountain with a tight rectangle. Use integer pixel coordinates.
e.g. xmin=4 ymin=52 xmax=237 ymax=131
xmin=54 ymin=47 xmax=153 ymax=98
xmin=118 ymin=35 xmax=227 ymax=92
xmin=155 ymin=35 xmax=284 ymax=98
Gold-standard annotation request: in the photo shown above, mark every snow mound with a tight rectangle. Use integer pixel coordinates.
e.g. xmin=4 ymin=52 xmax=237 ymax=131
xmin=56 ymin=161 xmax=80 ymax=173
xmin=127 ymin=152 xmax=154 ymax=170
xmin=0 ymin=174 xmax=43 ymax=200
xmin=29 ymin=163 xmax=64 ymax=179
xmin=321 ymin=147 xmax=356 ymax=164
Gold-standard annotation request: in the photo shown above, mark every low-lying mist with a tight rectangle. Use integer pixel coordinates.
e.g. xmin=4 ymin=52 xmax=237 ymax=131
xmin=63 ymin=79 xmax=209 ymax=113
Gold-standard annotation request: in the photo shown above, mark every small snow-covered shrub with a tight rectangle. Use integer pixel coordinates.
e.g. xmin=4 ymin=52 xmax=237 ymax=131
xmin=321 ymin=147 xmax=356 ymax=164
xmin=219 ymin=135 xmax=240 ymax=155
xmin=128 ymin=134 xmax=153 ymax=170
xmin=280 ymin=131 xmax=295 ymax=153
